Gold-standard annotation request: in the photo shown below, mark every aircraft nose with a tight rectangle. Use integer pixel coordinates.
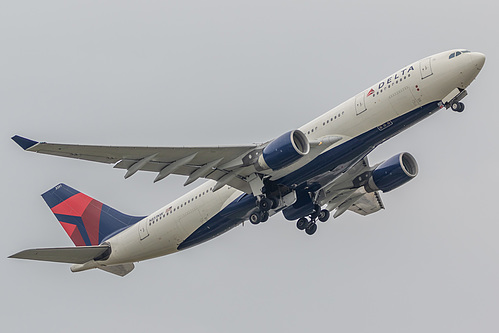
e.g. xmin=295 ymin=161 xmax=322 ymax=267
xmin=470 ymin=52 xmax=486 ymax=71
xmin=460 ymin=51 xmax=486 ymax=87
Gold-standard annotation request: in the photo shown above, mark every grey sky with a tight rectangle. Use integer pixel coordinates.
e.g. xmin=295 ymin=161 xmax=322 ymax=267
xmin=1 ymin=1 xmax=498 ymax=332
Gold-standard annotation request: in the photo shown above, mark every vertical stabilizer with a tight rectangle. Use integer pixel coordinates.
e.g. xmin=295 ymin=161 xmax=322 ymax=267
xmin=41 ymin=184 xmax=145 ymax=246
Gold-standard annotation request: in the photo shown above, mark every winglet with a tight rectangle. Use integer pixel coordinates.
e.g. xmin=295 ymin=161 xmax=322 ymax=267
xmin=11 ymin=135 xmax=39 ymax=150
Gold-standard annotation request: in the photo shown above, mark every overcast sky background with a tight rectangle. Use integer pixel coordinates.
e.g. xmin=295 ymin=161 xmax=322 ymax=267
xmin=1 ymin=1 xmax=498 ymax=332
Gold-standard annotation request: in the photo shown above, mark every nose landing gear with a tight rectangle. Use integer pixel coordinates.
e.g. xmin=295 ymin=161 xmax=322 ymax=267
xmin=451 ymin=101 xmax=465 ymax=112
xmin=445 ymin=89 xmax=467 ymax=113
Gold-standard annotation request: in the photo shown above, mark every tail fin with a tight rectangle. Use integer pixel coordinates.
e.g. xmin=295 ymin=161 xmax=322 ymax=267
xmin=42 ymin=184 xmax=145 ymax=246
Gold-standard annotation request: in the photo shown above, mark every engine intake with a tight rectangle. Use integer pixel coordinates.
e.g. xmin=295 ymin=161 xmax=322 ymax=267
xmin=257 ymin=130 xmax=310 ymax=171
xmin=365 ymin=152 xmax=418 ymax=193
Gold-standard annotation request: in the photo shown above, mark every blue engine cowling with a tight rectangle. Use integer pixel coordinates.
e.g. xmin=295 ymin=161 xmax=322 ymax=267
xmin=257 ymin=130 xmax=310 ymax=171
xmin=365 ymin=153 xmax=418 ymax=193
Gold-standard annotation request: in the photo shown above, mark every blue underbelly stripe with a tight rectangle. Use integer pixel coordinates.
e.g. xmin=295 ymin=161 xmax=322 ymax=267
xmin=178 ymin=101 xmax=441 ymax=250
xmin=278 ymin=101 xmax=441 ymax=189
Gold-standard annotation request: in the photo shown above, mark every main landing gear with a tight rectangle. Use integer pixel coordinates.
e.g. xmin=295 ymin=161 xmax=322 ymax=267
xmin=296 ymin=205 xmax=330 ymax=235
xmin=249 ymin=211 xmax=268 ymax=224
xmin=249 ymin=197 xmax=276 ymax=225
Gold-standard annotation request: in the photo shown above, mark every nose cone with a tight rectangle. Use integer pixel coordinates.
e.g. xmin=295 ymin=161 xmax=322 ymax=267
xmin=471 ymin=52 xmax=486 ymax=71
xmin=460 ymin=51 xmax=486 ymax=87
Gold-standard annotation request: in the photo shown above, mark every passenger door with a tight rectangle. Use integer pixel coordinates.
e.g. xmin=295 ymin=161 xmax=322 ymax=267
xmin=420 ymin=57 xmax=433 ymax=79
xmin=355 ymin=92 xmax=367 ymax=115
xmin=138 ymin=219 xmax=149 ymax=240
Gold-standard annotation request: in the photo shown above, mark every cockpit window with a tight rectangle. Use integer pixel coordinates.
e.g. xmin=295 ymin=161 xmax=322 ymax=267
xmin=449 ymin=50 xmax=471 ymax=59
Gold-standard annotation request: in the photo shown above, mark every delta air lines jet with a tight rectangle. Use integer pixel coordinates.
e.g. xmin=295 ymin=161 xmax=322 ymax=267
xmin=10 ymin=50 xmax=485 ymax=276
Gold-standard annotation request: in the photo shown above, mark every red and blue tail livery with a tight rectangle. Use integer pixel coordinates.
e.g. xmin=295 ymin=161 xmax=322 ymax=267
xmin=42 ymin=184 xmax=144 ymax=246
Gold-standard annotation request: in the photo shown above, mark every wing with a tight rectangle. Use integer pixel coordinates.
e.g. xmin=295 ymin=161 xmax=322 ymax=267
xmin=13 ymin=134 xmax=344 ymax=195
xmin=12 ymin=135 xmax=259 ymax=193
xmin=317 ymin=157 xmax=385 ymax=218
xmin=9 ymin=245 xmax=110 ymax=264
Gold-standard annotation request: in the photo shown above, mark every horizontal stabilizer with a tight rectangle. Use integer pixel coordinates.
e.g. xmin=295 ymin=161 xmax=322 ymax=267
xmin=9 ymin=245 xmax=110 ymax=264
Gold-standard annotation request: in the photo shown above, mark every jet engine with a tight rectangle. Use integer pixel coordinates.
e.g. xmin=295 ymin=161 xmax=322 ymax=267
xmin=256 ymin=130 xmax=310 ymax=171
xmin=365 ymin=153 xmax=418 ymax=193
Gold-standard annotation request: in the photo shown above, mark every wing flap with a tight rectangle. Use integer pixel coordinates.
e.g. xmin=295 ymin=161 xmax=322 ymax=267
xmin=9 ymin=245 xmax=110 ymax=264
xmin=114 ymin=159 xmax=197 ymax=175
xmin=348 ymin=191 xmax=385 ymax=216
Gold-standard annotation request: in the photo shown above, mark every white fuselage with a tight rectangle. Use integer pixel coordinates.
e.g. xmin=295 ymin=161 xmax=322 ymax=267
xmin=102 ymin=50 xmax=485 ymax=266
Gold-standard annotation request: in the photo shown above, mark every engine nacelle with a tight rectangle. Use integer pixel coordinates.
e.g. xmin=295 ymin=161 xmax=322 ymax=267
xmin=257 ymin=130 xmax=310 ymax=171
xmin=365 ymin=152 xmax=418 ymax=193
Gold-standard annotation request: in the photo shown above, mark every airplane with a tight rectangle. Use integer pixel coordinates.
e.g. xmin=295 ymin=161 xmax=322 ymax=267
xmin=9 ymin=49 xmax=485 ymax=276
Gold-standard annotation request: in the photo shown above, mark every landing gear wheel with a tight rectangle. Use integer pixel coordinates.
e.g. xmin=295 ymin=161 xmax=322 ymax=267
xmin=310 ymin=204 xmax=321 ymax=220
xmin=297 ymin=217 xmax=308 ymax=230
xmin=451 ymin=101 xmax=465 ymax=112
xmin=259 ymin=198 xmax=273 ymax=212
xmin=260 ymin=211 xmax=269 ymax=223
xmin=318 ymin=209 xmax=330 ymax=222
xmin=305 ymin=223 xmax=318 ymax=235
xmin=249 ymin=212 xmax=261 ymax=225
